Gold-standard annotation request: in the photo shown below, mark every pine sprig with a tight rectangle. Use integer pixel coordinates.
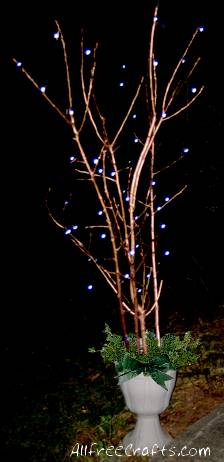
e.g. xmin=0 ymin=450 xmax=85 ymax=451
xmin=89 ymin=325 xmax=200 ymax=388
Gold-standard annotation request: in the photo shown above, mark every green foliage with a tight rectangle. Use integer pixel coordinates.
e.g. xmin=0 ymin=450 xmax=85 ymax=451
xmin=90 ymin=325 xmax=200 ymax=388
xmin=161 ymin=331 xmax=200 ymax=369
xmin=115 ymin=353 xmax=174 ymax=390
xmin=91 ymin=324 xmax=127 ymax=364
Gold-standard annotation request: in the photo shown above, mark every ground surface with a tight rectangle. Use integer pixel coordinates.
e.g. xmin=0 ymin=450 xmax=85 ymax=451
xmin=1 ymin=308 xmax=223 ymax=462
xmin=160 ymin=314 xmax=224 ymax=437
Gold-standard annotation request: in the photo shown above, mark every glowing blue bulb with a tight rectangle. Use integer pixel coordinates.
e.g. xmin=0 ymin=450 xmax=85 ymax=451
xmin=152 ymin=180 xmax=156 ymax=186
xmin=100 ymin=233 xmax=106 ymax=239
xmin=98 ymin=210 xmax=103 ymax=216
xmin=64 ymin=201 xmax=69 ymax=206
xmin=147 ymin=273 xmax=150 ymax=278
xmin=124 ymin=273 xmax=130 ymax=279
xmin=157 ymin=206 xmax=161 ymax=211
xmin=181 ymin=58 xmax=186 ymax=64
xmin=68 ymin=108 xmax=74 ymax=115
xmin=16 ymin=61 xmax=22 ymax=67
xmin=164 ymin=250 xmax=170 ymax=256
xmin=134 ymin=137 xmax=139 ymax=143
xmin=87 ymin=284 xmax=93 ymax=290
xmin=69 ymin=155 xmax=75 ymax=162
xmin=84 ymin=49 xmax=91 ymax=56
xmin=153 ymin=16 xmax=158 ymax=22
xmin=191 ymin=87 xmax=197 ymax=94
xmin=164 ymin=196 xmax=170 ymax=202
xmin=122 ymin=64 xmax=126 ymax=69
xmin=110 ymin=171 xmax=116 ymax=177
xmin=160 ymin=223 xmax=166 ymax=229
xmin=153 ymin=59 xmax=159 ymax=67
xmin=132 ymin=113 xmax=137 ymax=119
xmin=125 ymin=196 xmax=130 ymax=202
xmin=183 ymin=147 xmax=189 ymax=153
xmin=129 ymin=249 xmax=135 ymax=256
xmin=136 ymin=244 xmax=140 ymax=249
xmin=40 ymin=86 xmax=46 ymax=93
xmin=98 ymin=168 xmax=103 ymax=174
xmin=137 ymin=288 xmax=142 ymax=293
xmin=53 ymin=31 xmax=60 ymax=40
xmin=93 ymin=158 xmax=99 ymax=165
xmin=119 ymin=82 xmax=124 ymax=87
xmin=72 ymin=225 xmax=78 ymax=230
xmin=198 ymin=26 xmax=204 ymax=32
xmin=162 ymin=111 xmax=167 ymax=119
xmin=135 ymin=216 xmax=139 ymax=220
xmin=65 ymin=229 xmax=71 ymax=235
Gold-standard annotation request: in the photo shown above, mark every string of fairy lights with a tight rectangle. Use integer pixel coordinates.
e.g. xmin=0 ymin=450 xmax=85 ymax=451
xmin=14 ymin=16 xmax=204 ymax=293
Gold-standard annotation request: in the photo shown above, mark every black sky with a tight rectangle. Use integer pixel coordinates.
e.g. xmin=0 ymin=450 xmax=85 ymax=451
xmin=2 ymin=1 xmax=224 ymax=356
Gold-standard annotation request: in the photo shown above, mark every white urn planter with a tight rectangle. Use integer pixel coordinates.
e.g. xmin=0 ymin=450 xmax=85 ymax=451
xmin=119 ymin=370 xmax=176 ymax=451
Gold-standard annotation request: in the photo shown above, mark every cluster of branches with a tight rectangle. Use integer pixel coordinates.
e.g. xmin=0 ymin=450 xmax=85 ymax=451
xmin=13 ymin=6 xmax=203 ymax=353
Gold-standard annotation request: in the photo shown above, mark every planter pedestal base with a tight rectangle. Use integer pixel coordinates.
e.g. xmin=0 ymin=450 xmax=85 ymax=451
xmin=119 ymin=371 xmax=176 ymax=451
xmin=122 ymin=414 xmax=173 ymax=452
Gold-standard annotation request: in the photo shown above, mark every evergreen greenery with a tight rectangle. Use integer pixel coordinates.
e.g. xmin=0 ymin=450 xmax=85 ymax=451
xmin=89 ymin=324 xmax=200 ymax=389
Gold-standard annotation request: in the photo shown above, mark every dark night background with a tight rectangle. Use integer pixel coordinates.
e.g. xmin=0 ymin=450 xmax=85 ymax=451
xmin=1 ymin=0 xmax=223 ymax=429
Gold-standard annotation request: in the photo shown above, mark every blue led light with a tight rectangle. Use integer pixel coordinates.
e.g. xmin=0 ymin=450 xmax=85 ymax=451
xmin=198 ymin=26 xmax=204 ymax=32
xmin=183 ymin=147 xmax=189 ymax=153
xmin=98 ymin=210 xmax=103 ymax=216
xmin=164 ymin=196 xmax=170 ymax=202
xmin=162 ymin=111 xmax=167 ymax=118
xmin=53 ymin=31 xmax=60 ymax=40
xmin=160 ymin=223 xmax=166 ymax=229
xmin=98 ymin=168 xmax=103 ymax=174
xmin=16 ymin=61 xmax=22 ymax=68
xmin=124 ymin=273 xmax=130 ymax=279
xmin=72 ymin=225 xmax=78 ymax=230
xmin=100 ymin=233 xmax=106 ymax=239
xmin=39 ymin=86 xmax=46 ymax=93
xmin=132 ymin=113 xmax=137 ymax=119
xmin=87 ymin=284 xmax=93 ymax=290
xmin=64 ymin=229 xmax=71 ymax=235
xmin=164 ymin=250 xmax=170 ymax=256
xmin=84 ymin=49 xmax=91 ymax=56
xmin=191 ymin=87 xmax=197 ymax=94
xmin=119 ymin=82 xmax=124 ymax=87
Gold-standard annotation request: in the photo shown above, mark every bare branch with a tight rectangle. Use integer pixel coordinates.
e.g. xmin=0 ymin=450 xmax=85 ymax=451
xmin=155 ymin=185 xmax=188 ymax=213
xmin=13 ymin=59 xmax=70 ymax=125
